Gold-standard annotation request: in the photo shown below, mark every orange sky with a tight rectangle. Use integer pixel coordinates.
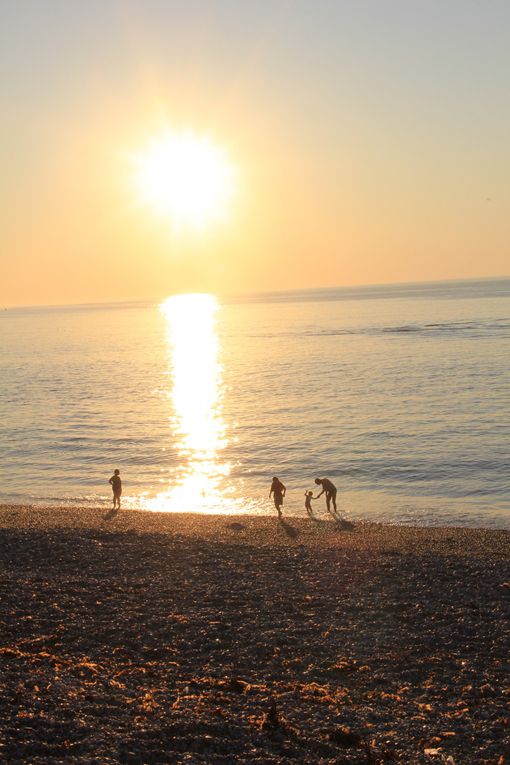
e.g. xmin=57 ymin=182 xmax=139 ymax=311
xmin=1 ymin=1 xmax=509 ymax=307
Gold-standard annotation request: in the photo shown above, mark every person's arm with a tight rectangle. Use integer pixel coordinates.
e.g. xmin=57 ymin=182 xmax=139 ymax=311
xmin=281 ymin=484 xmax=286 ymax=496
xmin=315 ymin=488 xmax=324 ymax=498
xmin=269 ymin=488 xmax=273 ymax=498
xmin=109 ymin=476 xmax=114 ymax=485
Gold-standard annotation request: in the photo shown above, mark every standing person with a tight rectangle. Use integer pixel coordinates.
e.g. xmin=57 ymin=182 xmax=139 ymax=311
xmin=304 ymin=490 xmax=314 ymax=516
xmin=269 ymin=476 xmax=286 ymax=517
xmin=109 ymin=469 xmax=122 ymax=510
xmin=314 ymin=477 xmax=337 ymax=516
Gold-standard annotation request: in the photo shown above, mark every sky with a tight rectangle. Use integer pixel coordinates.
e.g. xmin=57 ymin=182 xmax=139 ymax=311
xmin=1 ymin=0 xmax=509 ymax=306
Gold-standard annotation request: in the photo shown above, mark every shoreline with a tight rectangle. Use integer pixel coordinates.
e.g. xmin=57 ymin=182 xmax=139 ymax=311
xmin=1 ymin=505 xmax=509 ymax=763
xmin=2 ymin=495 xmax=509 ymax=533
xmin=1 ymin=502 xmax=510 ymax=548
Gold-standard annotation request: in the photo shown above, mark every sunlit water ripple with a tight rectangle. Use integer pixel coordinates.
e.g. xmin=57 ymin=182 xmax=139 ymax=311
xmin=1 ymin=278 xmax=509 ymax=528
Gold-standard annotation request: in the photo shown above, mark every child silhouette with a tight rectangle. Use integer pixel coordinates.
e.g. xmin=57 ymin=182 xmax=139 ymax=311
xmin=108 ymin=469 xmax=122 ymax=510
xmin=304 ymin=490 xmax=314 ymax=516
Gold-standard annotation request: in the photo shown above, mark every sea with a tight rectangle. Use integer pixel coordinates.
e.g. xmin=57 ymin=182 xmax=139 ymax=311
xmin=1 ymin=278 xmax=509 ymax=528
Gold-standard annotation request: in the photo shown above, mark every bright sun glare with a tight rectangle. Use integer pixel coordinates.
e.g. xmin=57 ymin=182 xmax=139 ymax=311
xmin=133 ymin=128 xmax=236 ymax=229
xmin=137 ymin=293 xmax=236 ymax=514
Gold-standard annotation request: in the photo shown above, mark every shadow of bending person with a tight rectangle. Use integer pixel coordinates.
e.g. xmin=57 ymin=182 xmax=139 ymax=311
xmin=277 ymin=517 xmax=300 ymax=539
xmin=331 ymin=516 xmax=354 ymax=531
xmin=103 ymin=508 xmax=118 ymax=521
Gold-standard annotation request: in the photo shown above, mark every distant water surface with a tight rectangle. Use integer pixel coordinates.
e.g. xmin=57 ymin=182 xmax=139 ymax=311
xmin=1 ymin=278 xmax=509 ymax=528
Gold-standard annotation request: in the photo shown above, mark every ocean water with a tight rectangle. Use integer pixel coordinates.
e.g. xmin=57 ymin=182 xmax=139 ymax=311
xmin=1 ymin=278 xmax=509 ymax=528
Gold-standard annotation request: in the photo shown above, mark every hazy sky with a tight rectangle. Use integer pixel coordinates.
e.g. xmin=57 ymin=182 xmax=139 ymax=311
xmin=1 ymin=0 xmax=509 ymax=306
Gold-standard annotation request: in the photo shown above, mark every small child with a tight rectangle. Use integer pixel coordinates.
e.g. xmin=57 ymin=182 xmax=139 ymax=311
xmin=108 ymin=469 xmax=122 ymax=510
xmin=304 ymin=490 xmax=314 ymax=516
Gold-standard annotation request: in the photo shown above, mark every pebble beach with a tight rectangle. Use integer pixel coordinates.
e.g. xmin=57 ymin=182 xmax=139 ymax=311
xmin=1 ymin=505 xmax=509 ymax=764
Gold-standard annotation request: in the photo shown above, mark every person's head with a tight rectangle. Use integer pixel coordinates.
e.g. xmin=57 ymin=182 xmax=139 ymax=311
xmin=306 ymin=490 xmax=313 ymax=496
xmin=314 ymin=478 xmax=322 ymax=485
xmin=272 ymin=476 xmax=278 ymax=482
xmin=114 ymin=469 xmax=120 ymax=475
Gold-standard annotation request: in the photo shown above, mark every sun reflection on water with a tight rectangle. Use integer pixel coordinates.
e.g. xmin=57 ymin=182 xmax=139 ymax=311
xmin=142 ymin=293 xmax=239 ymax=513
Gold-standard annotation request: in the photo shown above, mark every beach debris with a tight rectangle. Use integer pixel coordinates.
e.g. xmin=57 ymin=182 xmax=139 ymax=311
xmin=327 ymin=725 xmax=363 ymax=747
xmin=261 ymin=698 xmax=280 ymax=729
xmin=227 ymin=522 xmax=246 ymax=531
xmin=228 ymin=676 xmax=247 ymax=693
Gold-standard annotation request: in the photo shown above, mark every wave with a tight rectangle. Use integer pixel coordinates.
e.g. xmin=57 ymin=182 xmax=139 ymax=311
xmin=383 ymin=319 xmax=510 ymax=334
xmin=252 ymin=318 xmax=510 ymax=339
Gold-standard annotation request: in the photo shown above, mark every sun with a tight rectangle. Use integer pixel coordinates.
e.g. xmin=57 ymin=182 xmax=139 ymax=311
xmin=133 ymin=128 xmax=236 ymax=229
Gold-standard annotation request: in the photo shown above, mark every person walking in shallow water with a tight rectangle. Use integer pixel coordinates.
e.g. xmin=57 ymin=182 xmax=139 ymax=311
xmin=269 ymin=476 xmax=286 ymax=517
xmin=109 ymin=469 xmax=122 ymax=510
xmin=314 ymin=477 xmax=338 ymax=517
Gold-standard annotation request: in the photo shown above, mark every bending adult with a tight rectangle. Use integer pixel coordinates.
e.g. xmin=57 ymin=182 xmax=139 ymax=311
xmin=269 ymin=476 xmax=286 ymax=517
xmin=314 ymin=477 xmax=337 ymax=516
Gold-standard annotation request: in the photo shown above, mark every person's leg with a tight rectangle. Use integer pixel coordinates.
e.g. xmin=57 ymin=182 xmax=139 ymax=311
xmin=332 ymin=489 xmax=337 ymax=512
xmin=326 ymin=493 xmax=331 ymax=513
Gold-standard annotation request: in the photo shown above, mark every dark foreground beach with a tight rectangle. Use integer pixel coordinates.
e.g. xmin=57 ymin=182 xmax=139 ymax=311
xmin=1 ymin=506 xmax=509 ymax=764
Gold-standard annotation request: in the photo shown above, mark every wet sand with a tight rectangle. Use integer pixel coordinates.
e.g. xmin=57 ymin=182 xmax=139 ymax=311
xmin=1 ymin=504 xmax=509 ymax=764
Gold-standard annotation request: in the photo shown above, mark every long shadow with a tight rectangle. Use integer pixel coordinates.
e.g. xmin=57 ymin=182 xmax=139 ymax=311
xmin=309 ymin=513 xmax=353 ymax=531
xmin=323 ymin=505 xmax=353 ymax=528
xmin=103 ymin=508 xmax=118 ymax=521
xmin=331 ymin=516 xmax=354 ymax=531
xmin=277 ymin=518 xmax=300 ymax=539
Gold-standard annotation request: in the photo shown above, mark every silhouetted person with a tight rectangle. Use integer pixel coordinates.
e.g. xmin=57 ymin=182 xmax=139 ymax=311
xmin=109 ymin=469 xmax=122 ymax=510
xmin=314 ymin=477 xmax=337 ymax=516
xmin=269 ymin=476 xmax=286 ymax=517
xmin=304 ymin=490 xmax=314 ymax=516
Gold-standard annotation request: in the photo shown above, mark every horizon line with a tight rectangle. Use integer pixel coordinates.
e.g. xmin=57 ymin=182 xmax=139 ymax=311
xmin=3 ymin=273 xmax=510 ymax=311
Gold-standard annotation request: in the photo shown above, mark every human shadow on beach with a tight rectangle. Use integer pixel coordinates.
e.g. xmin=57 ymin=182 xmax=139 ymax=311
xmin=332 ymin=518 xmax=354 ymax=531
xmin=323 ymin=505 xmax=353 ymax=530
xmin=309 ymin=514 xmax=353 ymax=531
xmin=103 ymin=508 xmax=118 ymax=521
xmin=278 ymin=518 xmax=300 ymax=539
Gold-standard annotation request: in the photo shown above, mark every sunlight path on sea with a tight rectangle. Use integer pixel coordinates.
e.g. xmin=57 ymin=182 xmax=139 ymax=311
xmin=139 ymin=293 xmax=241 ymax=513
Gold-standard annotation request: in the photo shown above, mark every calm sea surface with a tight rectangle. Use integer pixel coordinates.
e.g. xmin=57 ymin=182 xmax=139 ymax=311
xmin=1 ymin=279 xmax=509 ymax=528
